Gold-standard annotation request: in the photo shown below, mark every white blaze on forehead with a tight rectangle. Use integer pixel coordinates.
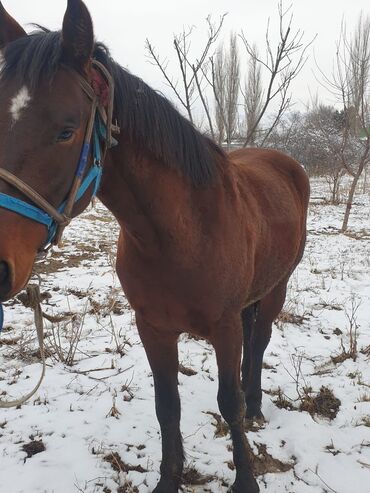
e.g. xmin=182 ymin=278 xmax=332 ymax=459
xmin=10 ymin=86 xmax=32 ymax=123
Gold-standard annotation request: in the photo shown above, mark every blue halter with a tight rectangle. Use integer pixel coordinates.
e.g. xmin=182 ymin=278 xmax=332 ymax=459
xmin=0 ymin=60 xmax=119 ymax=334
xmin=0 ymin=116 xmax=108 ymax=334
xmin=0 ymin=115 xmax=106 ymax=247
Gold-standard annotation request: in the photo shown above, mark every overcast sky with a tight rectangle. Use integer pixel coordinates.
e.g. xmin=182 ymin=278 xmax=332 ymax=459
xmin=3 ymin=0 xmax=370 ymax=114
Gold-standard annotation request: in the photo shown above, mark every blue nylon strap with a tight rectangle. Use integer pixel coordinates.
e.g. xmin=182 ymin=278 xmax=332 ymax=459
xmin=94 ymin=127 xmax=102 ymax=164
xmin=75 ymin=162 xmax=102 ymax=202
xmin=45 ymin=162 xmax=102 ymax=244
xmin=76 ymin=142 xmax=91 ymax=178
xmin=0 ymin=163 xmax=101 ymax=229
xmin=0 ymin=193 xmax=55 ymax=227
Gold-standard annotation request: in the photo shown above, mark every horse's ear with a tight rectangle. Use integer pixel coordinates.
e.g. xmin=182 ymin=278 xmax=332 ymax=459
xmin=61 ymin=0 xmax=94 ymax=72
xmin=0 ymin=2 xmax=27 ymax=49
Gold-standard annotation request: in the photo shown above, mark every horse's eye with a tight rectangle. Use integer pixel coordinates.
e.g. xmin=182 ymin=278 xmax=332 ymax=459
xmin=57 ymin=129 xmax=74 ymax=142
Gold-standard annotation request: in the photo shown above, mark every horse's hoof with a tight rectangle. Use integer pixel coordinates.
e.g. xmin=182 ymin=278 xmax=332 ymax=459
xmin=228 ymin=479 xmax=260 ymax=493
xmin=245 ymin=410 xmax=266 ymax=430
xmin=246 ymin=405 xmax=264 ymax=421
xmin=152 ymin=479 xmax=179 ymax=493
xmin=153 ymin=487 xmax=178 ymax=493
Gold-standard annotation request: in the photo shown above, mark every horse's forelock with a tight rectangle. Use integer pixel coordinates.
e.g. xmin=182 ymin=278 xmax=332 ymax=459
xmin=1 ymin=29 xmax=62 ymax=91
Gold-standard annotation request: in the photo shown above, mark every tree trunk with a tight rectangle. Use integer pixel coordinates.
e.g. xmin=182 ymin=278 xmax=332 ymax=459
xmin=331 ymin=178 xmax=337 ymax=204
xmin=363 ymin=165 xmax=368 ymax=194
xmin=332 ymin=171 xmax=343 ymax=205
xmin=341 ymin=173 xmax=361 ymax=231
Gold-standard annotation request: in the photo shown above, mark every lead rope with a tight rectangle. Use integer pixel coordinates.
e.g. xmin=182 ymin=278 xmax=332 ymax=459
xmin=0 ymin=285 xmax=46 ymax=408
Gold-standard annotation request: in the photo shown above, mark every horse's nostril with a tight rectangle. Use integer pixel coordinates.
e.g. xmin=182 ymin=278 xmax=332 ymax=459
xmin=0 ymin=261 xmax=9 ymax=285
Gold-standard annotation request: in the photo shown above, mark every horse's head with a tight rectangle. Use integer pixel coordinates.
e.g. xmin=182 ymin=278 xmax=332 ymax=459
xmin=0 ymin=0 xmax=101 ymax=301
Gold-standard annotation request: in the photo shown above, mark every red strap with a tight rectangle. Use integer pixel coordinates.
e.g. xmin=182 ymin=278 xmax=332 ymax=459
xmin=91 ymin=68 xmax=110 ymax=107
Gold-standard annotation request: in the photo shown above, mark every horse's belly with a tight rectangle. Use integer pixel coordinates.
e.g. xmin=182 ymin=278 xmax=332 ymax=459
xmin=246 ymin=221 xmax=304 ymax=305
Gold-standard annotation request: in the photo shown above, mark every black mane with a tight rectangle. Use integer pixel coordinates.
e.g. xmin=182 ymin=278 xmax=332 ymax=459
xmin=0 ymin=29 xmax=224 ymax=186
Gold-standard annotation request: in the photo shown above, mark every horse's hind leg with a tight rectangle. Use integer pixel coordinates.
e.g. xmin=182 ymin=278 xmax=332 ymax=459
xmin=213 ymin=314 xmax=260 ymax=493
xmin=242 ymin=280 xmax=288 ymax=422
xmin=136 ymin=315 xmax=183 ymax=493
xmin=241 ymin=303 xmax=263 ymax=422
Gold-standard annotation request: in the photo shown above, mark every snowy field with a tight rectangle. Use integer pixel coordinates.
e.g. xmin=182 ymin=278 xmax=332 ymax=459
xmin=0 ymin=178 xmax=369 ymax=493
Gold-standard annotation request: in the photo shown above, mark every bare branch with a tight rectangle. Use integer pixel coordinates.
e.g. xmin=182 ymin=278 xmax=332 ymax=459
xmin=193 ymin=64 xmax=215 ymax=139
xmin=145 ymin=39 xmax=187 ymax=110
xmin=146 ymin=14 xmax=227 ymax=133
xmin=240 ymin=0 xmax=316 ymax=146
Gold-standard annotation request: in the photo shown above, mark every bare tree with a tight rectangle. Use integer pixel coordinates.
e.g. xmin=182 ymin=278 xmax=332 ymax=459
xmin=225 ymin=33 xmax=240 ymax=147
xmin=146 ymin=26 xmax=194 ymax=123
xmin=242 ymin=43 xmax=263 ymax=145
xmin=211 ymin=33 xmax=240 ymax=147
xmin=240 ymin=1 xmax=315 ymax=147
xmin=266 ymin=110 xmax=304 ymax=158
xmin=320 ymin=13 xmax=370 ymax=231
xmin=146 ymin=3 xmax=313 ymax=150
xmin=362 ymin=162 xmax=369 ymax=193
xmin=267 ymin=105 xmax=348 ymax=204
xmin=212 ymin=46 xmax=227 ymax=144
xmin=145 ymin=15 xmax=226 ymax=135
xmin=305 ymin=105 xmax=347 ymax=204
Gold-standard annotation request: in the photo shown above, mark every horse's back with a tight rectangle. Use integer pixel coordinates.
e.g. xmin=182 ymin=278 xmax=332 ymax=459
xmin=229 ymin=147 xmax=309 ymax=205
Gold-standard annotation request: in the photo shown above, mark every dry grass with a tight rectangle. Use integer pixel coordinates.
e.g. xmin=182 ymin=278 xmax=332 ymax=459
xmin=271 ymin=387 xmax=296 ymax=411
xmin=331 ymin=295 xmax=362 ymax=364
xmin=205 ymin=411 xmax=229 ymax=438
xmin=281 ymin=353 xmax=341 ymax=419
xmin=358 ymin=392 xmax=370 ymax=402
xmin=250 ymin=442 xmax=293 ymax=476
xmin=45 ymin=300 xmax=89 ymax=366
xmin=182 ymin=466 xmax=215 ymax=486
xmin=276 ymin=310 xmax=308 ymax=325
xmin=103 ymin=451 xmax=147 ymax=474
xmin=22 ymin=439 xmax=46 ymax=459
xmin=106 ymin=396 xmax=122 ymax=419
xmin=33 ymin=248 xmax=97 ymax=275
xmin=178 ymin=364 xmax=198 ymax=376
xmin=116 ymin=484 xmax=139 ymax=493
xmin=299 ymin=386 xmax=341 ymax=420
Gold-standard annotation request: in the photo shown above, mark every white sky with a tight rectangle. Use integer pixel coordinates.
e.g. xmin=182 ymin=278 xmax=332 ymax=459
xmin=3 ymin=0 xmax=370 ymax=114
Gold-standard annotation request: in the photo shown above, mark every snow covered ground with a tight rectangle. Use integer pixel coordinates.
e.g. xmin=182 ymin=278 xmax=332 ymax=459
xmin=0 ymin=178 xmax=369 ymax=493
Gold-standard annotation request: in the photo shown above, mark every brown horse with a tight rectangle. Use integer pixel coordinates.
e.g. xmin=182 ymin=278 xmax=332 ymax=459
xmin=0 ymin=1 xmax=309 ymax=492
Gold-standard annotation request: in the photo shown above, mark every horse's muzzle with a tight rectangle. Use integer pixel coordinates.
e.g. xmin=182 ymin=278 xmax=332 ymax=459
xmin=0 ymin=261 xmax=12 ymax=301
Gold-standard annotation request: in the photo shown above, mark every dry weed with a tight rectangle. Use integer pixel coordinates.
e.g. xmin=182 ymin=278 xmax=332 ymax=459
xmin=205 ymin=411 xmax=229 ymax=437
xmin=300 ymin=386 xmax=341 ymax=420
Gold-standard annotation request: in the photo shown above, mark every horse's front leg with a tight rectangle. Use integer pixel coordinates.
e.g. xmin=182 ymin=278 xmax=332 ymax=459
xmin=213 ymin=314 xmax=260 ymax=493
xmin=136 ymin=314 xmax=183 ymax=493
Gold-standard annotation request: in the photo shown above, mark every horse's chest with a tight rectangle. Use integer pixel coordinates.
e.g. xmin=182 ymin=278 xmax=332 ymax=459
xmin=116 ymin=248 xmax=229 ymax=333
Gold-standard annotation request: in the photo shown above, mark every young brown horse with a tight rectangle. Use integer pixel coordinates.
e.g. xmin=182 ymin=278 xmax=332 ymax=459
xmin=0 ymin=1 xmax=309 ymax=491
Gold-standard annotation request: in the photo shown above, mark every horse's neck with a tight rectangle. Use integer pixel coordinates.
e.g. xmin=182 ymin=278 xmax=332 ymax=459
xmin=98 ymin=141 xmax=195 ymax=252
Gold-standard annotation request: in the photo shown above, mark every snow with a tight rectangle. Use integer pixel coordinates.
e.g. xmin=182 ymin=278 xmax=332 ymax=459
xmin=0 ymin=178 xmax=369 ymax=493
